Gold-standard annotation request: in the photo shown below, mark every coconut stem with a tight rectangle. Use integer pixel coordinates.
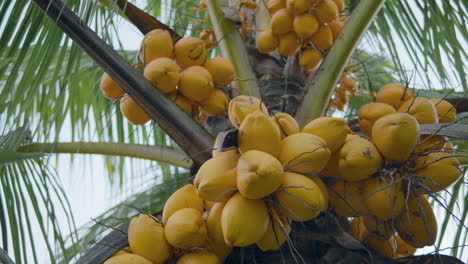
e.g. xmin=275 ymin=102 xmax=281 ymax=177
xmin=206 ymin=0 xmax=260 ymax=97
xmin=295 ymin=0 xmax=386 ymax=127
xmin=17 ymin=142 xmax=192 ymax=169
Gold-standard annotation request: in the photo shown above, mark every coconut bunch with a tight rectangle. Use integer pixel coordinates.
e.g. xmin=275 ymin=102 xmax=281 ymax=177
xmin=257 ymin=0 xmax=345 ymax=71
xmin=99 ymin=29 xmax=235 ymax=125
xmin=323 ymin=83 xmax=461 ymax=258
xmin=329 ymin=70 xmax=359 ymax=111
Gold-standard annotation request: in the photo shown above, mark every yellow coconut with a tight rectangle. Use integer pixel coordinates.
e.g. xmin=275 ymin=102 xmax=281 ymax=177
xmin=178 ymin=66 xmax=214 ymax=102
xmin=415 ymin=135 xmax=447 ymax=154
xmin=111 ymin=246 xmax=132 ymax=257
xmin=279 ymin=133 xmax=331 ymax=174
xmin=293 ymin=13 xmax=319 ymax=39
xmin=372 ymin=113 xmax=420 ymax=163
xmin=200 ymin=89 xmax=229 ymax=116
xmin=164 ymin=208 xmax=208 ymax=249
xmin=278 ymin=31 xmax=299 ymax=56
xmin=398 ymin=97 xmax=438 ymax=124
xmin=203 ymin=57 xmax=235 ymax=86
xmin=276 ymin=171 xmax=325 ymax=221
xmin=338 ymin=134 xmax=383 ymax=182
xmin=310 ymin=24 xmax=333 ymax=50
xmin=414 ymin=151 xmax=461 ymax=193
xmin=358 ymin=102 xmax=397 ymax=136
xmin=429 ymin=98 xmax=456 ymax=123
xmin=257 ymin=214 xmax=291 ymax=251
xmin=104 ymin=254 xmax=152 ymax=264
xmin=128 ymin=214 xmax=172 ymax=263
xmin=364 ymin=234 xmax=397 ymax=259
xmin=194 ymin=155 xmax=238 ymax=202
xmin=306 ymin=173 xmax=329 ymax=211
xmin=287 ymin=0 xmax=312 ymax=13
xmin=362 ymin=176 xmax=405 ymax=220
xmin=375 ymin=83 xmax=412 ymax=109
xmin=143 ymin=57 xmax=179 ymax=93
xmin=329 ymin=180 xmax=366 ymax=217
xmin=313 ymin=0 xmax=338 ymax=23
xmin=349 ymin=217 xmax=368 ymax=241
xmin=205 ymin=202 xmax=233 ymax=262
xmin=228 ymin=95 xmax=269 ymax=128
xmin=363 ymin=215 xmax=395 ymax=240
xmin=302 ymin=117 xmax=349 ymax=153
xmin=319 ymin=150 xmax=341 ymax=178
xmin=257 ymin=29 xmax=279 ymax=54
xmin=299 ymin=48 xmax=323 ymax=71
xmin=139 ymin=29 xmax=173 ymax=64
xmin=120 ymin=95 xmax=151 ymax=125
xmin=237 ymin=150 xmax=284 ymax=199
xmin=271 ymin=8 xmax=294 ymax=35
xmin=395 ymin=234 xmax=417 ymax=257
xmin=168 ymin=92 xmax=198 ymax=117
xmin=177 ymin=250 xmax=219 ymax=264
xmin=174 ymin=37 xmax=208 ymax=69
xmin=162 ymin=184 xmax=204 ymax=224
xmin=268 ymin=0 xmax=287 ymax=14
xmin=333 ymin=0 xmax=345 ymax=12
xmin=238 ymin=110 xmax=282 ymax=157
xmin=396 ymin=194 xmax=437 ymax=248
xmin=221 ymin=192 xmax=269 ymax=247
xmin=329 ymin=19 xmax=344 ymax=40
xmin=271 ymin=112 xmax=300 ymax=139
xmin=342 ymin=77 xmax=356 ymax=91
xmin=100 ymin=72 xmax=124 ymax=99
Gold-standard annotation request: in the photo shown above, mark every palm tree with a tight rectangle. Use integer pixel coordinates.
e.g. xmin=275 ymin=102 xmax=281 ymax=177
xmin=0 ymin=0 xmax=467 ymax=263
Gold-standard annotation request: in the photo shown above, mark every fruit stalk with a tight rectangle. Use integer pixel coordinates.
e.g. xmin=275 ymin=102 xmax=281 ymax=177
xmin=31 ymin=0 xmax=214 ymax=166
xmin=205 ymin=0 xmax=260 ymax=97
xmin=295 ymin=0 xmax=386 ymax=127
xmin=17 ymin=142 xmax=192 ymax=169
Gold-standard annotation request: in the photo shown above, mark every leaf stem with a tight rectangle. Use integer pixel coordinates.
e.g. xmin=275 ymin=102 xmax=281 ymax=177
xmin=295 ymin=0 xmax=386 ymax=127
xmin=17 ymin=142 xmax=192 ymax=169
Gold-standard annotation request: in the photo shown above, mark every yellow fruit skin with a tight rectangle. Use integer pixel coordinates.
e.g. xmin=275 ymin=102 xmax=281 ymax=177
xmin=302 ymin=117 xmax=349 ymax=153
xmin=120 ymin=95 xmax=151 ymax=125
xmin=194 ymin=156 xmax=238 ymax=202
xmin=268 ymin=0 xmax=287 ymax=14
xmin=100 ymin=73 xmax=124 ymax=99
xmin=276 ymin=172 xmax=325 ymax=221
xmin=228 ymin=96 xmax=269 ymax=128
xmin=278 ymin=32 xmax=299 ymax=56
xmin=221 ymin=193 xmax=269 ymax=247
xmin=293 ymin=13 xmax=319 ymax=39
xmin=306 ymin=173 xmax=329 ymax=211
xmin=314 ymin=0 xmax=338 ymax=23
xmin=299 ymin=48 xmax=323 ymax=71
xmin=139 ymin=29 xmax=173 ymax=64
xmin=205 ymin=203 xmax=233 ymax=262
xmin=238 ymin=110 xmax=282 ymax=157
xmin=329 ymin=180 xmax=366 ymax=217
xmin=364 ymin=234 xmax=397 ymax=259
xmin=329 ymin=19 xmax=344 ymax=40
xmin=375 ymin=83 xmax=412 ymax=109
xmin=333 ymin=0 xmax=345 ymax=13
xmin=319 ymin=150 xmax=341 ymax=178
xmin=128 ymin=214 xmax=172 ymax=264
xmin=396 ymin=195 xmax=437 ymax=248
xmin=174 ymin=37 xmax=207 ymax=69
xmin=310 ymin=24 xmax=333 ymax=50
xmin=338 ymin=135 xmax=383 ymax=182
xmin=280 ymin=133 xmax=331 ymax=174
xmin=256 ymin=215 xmax=291 ymax=251
xmin=237 ymin=150 xmax=284 ymax=199
xmin=164 ymin=208 xmax=208 ymax=249
xmin=271 ymin=112 xmax=300 ymax=139
xmin=363 ymin=215 xmax=395 ymax=240
xmin=414 ymin=151 xmax=461 ymax=193
xmin=178 ymin=66 xmax=214 ymax=102
xmin=429 ymin=98 xmax=456 ymax=123
xmin=111 ymin=246 xmax=132 ymax=257
xmin=350 ymin=217 xmax=367 ymax=241
xmin=398 ymin=97 xmax=438 ymax=124
xmin=201 ymin=90 xmax=229 ymax=116
xmin=168 ymin=92 xmax=198 ymax=117
xmin=287 ymin=0 xmax=312 ymax=14
xmin=372 ymin=113 xmax=420 ymax=163
xmin=104 ymin=254 xmax=152 ymax=264
xmin=162 ymin=184 xmax=204 ymax=224
xmin=415 ymin=135 xmax=447 ymax=154
xmin=177 ymin=250 xmax=219 ymax=264
xmin=257 ymin=29 xmax=279 ymax=54
xmin=395 ymin=234 xmax=416 ymax=257
xmin=362 ymin=177 xmax=405 ymax=220
xmin=358 ymin=102 xmax=396 ymax=137
xmin=271 ymin=8 xmax=294 ymax=35
xmin=203 ymin=57 xmax=235 ymax=86
xmin=143 ymin=57 xmax=179 ymax=93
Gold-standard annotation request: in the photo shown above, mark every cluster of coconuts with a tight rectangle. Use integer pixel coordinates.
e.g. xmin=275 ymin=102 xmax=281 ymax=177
xmin=257 ymin=0 xmax=345 ymax=71
xmin=99 ymin=29 xmax=235 ymax=125
xmin=329 ymin=71 xmax=358 ymax=111
xmin=327 ymin=83 xmax=460 ymax=258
